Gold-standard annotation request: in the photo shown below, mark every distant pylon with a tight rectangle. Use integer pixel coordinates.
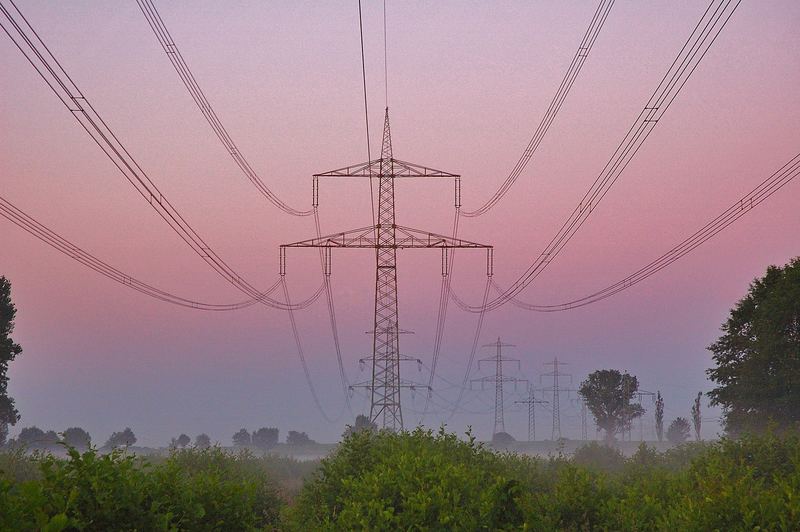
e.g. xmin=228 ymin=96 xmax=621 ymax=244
xmin=471 ymin=337 xmax=526 ymax=437
xmin=541 ymin=357 xmax=571 ymax=440
xmin=633 ymin=389 xmax=655 ymax=441
xmin=515 ymin=384 xmax=548 ymax=441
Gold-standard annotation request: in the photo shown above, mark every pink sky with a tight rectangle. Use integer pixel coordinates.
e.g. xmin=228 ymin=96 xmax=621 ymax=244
xmin=1 ymin=1 xmax=798 ymax=445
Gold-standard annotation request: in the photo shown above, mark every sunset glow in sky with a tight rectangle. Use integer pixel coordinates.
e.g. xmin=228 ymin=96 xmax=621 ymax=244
xmin=1 ymin=1 xmax=798 ymax=445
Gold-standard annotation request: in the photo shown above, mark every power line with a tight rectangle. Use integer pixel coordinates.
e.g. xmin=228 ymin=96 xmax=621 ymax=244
xmin=0 ymin=0 xmax=323 ymax=312
xmin=448 ymin=277 xmax=492 ymax=420
xmin=420 ymin=208 xmax=460 ymax=420
xmin=0 ymin=194 xmax=268 ymax=311
xmin=461 ymin=0 xmax=615 ymax=217
xmin=450 ymin=151 xmax=800 ymax=313
xmin=313 ymin=208 xmax=353 ymax=416
xmin=460 ymin=0 xmax=742 ymax=312
xmin=138 ymin=0 xmax=354 ymax=414
xmin=281 ymin=276 xmax=347 ymax=423
xmin=357 ymin=0 xmax=377 ymax=229
xmin=135 ymin=0 xmax=313 ymax=217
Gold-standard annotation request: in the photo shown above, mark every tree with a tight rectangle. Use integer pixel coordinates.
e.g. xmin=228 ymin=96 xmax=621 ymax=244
xmin=491 ymin=432 xmax=515 ymax=445
xmin=105 ymin=427 xmax=136 ymax=448
xmin=707 ymin=257 xmax=800 ymax=434
xmin=232 ymin=428 xmax=251 ymax=447
xmin=63 ymin=427 xmax=91 ymax=449
xmin=655 ymin=391 xmax=665 ymax=442
xmin=252 ymin=427 xmax=279 ymax=450
xmin=344 ymin=414 xmax=377 ymax=437
xmin=666 ymin=417 xmax=691 ymax=444
xmin=194 ymin=433 xmax=211 ymax=449
xmin=286 ymin=431 xmax=313 ymax=446
xmin=0 ymin=277 xmax=23 ymax=440
xmin=579 ymin=369 xmax=645 ymax=443
xmin=691 ymin=392 xmax=702 ymax=441
xmin=17 ymin=426 xmax=45 ymax=447
xmin=42 ymin=430 xmax=60 ymax=447
xmin=175 ymin=433 xmax=190 ymax=448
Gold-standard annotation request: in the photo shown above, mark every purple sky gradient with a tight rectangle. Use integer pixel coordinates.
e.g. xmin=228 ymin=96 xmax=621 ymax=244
xmin=1 ymin=1 xmax=798 ymax=445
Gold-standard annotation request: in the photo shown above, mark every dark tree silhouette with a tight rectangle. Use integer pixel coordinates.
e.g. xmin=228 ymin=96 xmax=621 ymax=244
xmin=579 ymin=370 xmax=644 ymax=442
xmin=666 ymin=417 xmax=691 ymax=444
xmin=655 ymin=391 xmax=665 ymax=442
xmin=0 ymin=277 xmax=23 ymax=443
xmin=232 ymin=428 xmax=251 ymax=447
xmin=691 ymin=392 xmax=702 ymax=441
xmin=252 ymin=427 xmax=279 ymax=449
xmin=42 ymin=430 xmax=60 ymax=447
xmin=105 ymin=427 xmax=136 ymax=448
xmin=708 ymin=258 xmax=800 ymax=434
xmin=17 ymin=426 xmax=45 ymax=447
xmin=194 ymin=433 xmax=211 ymax=449
xmin=63 ymin=427 xmax=91 ymax=449
xmin=344 ymin=415 xmax=377 ymax=437
xmin=286 ymin=431 xmax=313 ymax=446
xmin=175 ymin=433 xmax=190 ymax=448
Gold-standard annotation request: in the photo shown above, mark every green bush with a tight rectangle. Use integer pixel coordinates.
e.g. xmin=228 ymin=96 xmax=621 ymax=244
xmin=284 ymin=427 xmax=526 ymax=530
xmin=285 ymin=430 xmax=800 ymax=531
xmin=572 ymin=441 xmax=625 ymax=473
xmin=0 ymin=446 xmax=285 ymax=531
xmin=1 ymin=431 xmax=798 ymax=530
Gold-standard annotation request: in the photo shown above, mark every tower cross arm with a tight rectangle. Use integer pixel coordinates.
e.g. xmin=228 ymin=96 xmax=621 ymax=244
xmin=314 ymin=157 xmax=460 ymax=178
xmin=282 ymin=225 xmax=491 ymax=249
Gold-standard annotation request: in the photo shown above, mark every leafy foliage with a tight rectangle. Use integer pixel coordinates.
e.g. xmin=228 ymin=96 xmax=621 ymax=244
xmin=194 ymin=433 xmax=211 ymax=449
xmin=62 ymin=427 xmax=91 ymax=450
xmin=655 ymin=391 xmax=665 ymax=442
xmin=0 ymin=277 xmax=22 ymax=434
xmin=286 ymin=431 xmax=313 ymax=446
xmin=572 ymin=441 xmax=625 ymax=473
xmin=104 ymin=427 xmax=136 ymax=449
xmin=579 ymin=369 xmax=645 ymax=441
xmin=343 ymin=414 xmax=376 ymax=437
xmin=667 ymin=417 xmax=691 ymax=444
xmin=0 ymin=446 xmax=284 ymax=530
xmin=284 ymin=427 xmax=526 ymax=530
xmin=232 ymin=428 xmax=251 ymax=447
xmin=691 ymin=392 xmax=702 ymax=441
xmin=708 ymin=257 xmax=800 ymax=434
xmin=286 ymin=429 xmax=800 ymax=530
xmin=1 ymin=431 xmax=798 ymax=529
xmin=252 ymin=427 xmax=279 ymax=450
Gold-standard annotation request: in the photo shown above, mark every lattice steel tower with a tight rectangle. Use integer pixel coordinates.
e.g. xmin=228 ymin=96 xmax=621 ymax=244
xmin=281 ymin=109 xmax=492 ymax=429
xmin=471 ymin=338 xmax=526 ymax=436
xmin=541 ymin=357 xmax=571 ymax=440
xmin=515 ymin=385 xmax=548 ymax=441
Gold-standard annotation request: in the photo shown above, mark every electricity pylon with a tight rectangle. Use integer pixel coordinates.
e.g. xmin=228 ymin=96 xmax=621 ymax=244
xmin=633 ymin=389 xmax=656 ymax=441
xmin=471 ymin=338 xmax=527 ymax=437
xmin=515 ymin=384 xmax=548 ymax=441
xmin=281 ymin=109 xmax=492 ymax=430
xmin=540 ymin=357 xmax=571 ymax=440
xmin=349 ymin=340 xmax=431 ymax=406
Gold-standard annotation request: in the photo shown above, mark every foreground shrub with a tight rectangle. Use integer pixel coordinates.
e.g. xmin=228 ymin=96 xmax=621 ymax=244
xmin=0 ymin=446 xmax=283 ymax=530
xmin=285 ymin=430 xmax=800 ymax=530
xmin=572 ymin=441 xmax=625 ymax=473
xmin=284 ymin=427 xmax=525 ymax=530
